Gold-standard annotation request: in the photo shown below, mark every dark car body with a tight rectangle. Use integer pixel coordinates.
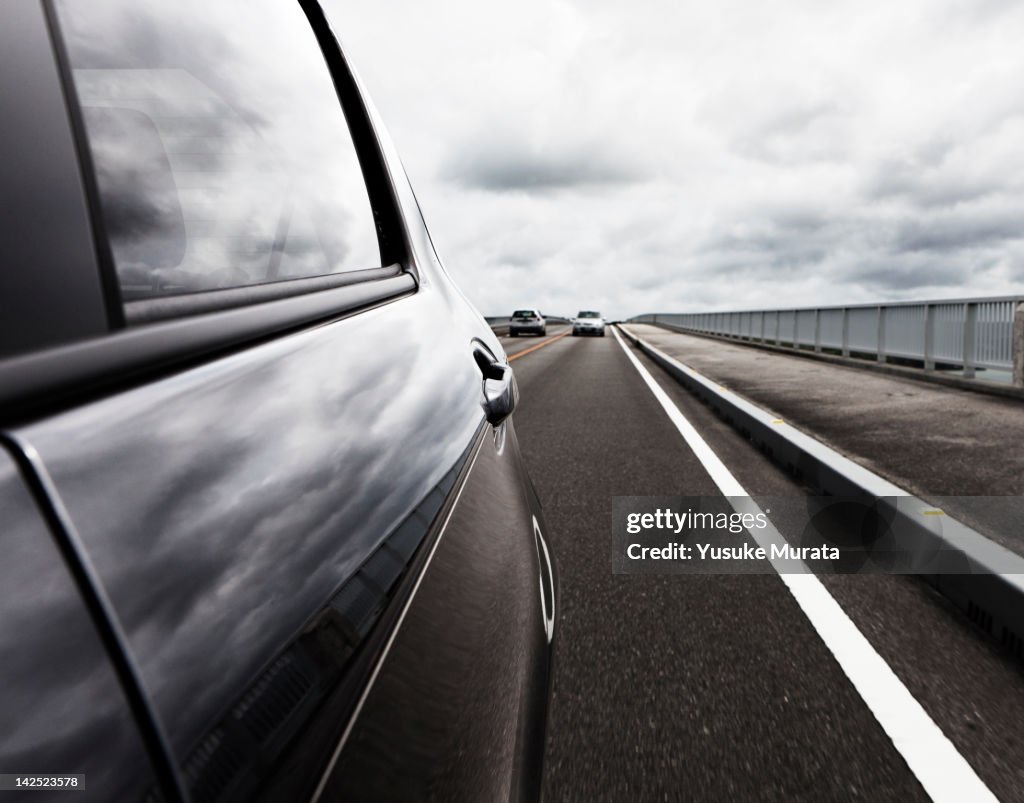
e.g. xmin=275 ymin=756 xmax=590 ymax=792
xmin=0 ymin=2 xmax=555 ymax=802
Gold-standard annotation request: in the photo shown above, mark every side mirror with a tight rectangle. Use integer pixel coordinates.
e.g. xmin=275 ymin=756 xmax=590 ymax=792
xmin=473 ymin=343 xmax=519 ymax=426
xmin=482 ymin=363 xmax=518 ymax=426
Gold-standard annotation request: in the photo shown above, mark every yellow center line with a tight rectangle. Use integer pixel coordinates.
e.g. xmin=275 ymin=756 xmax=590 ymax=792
xmin=508 ymin=330 xmax=571 ymax=362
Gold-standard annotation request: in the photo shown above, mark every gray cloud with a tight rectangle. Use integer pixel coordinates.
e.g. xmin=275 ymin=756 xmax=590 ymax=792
xmin=846 ymin=258 xmax=971 ymax=291
xmin=931 ymin=0 xmax=1021 ymax=27
xmin=730 ymin=102 xmax=852 ymax=165
xmin=328 ymin=0 xmax=1024 ymax=317
xmin=890 ymin=211 xmax=1024 ymax=253
xmin=862 ymin=153 xmax=1003 ymax=209
xmin=698 ymin=79 xmax=857 ymax=166
xmin=442 ymin=140 xmax=646 ymax=193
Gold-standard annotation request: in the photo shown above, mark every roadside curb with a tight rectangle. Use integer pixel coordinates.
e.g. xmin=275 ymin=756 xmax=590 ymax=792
xmin=617 ymin=324 xmax=1024 ymax=660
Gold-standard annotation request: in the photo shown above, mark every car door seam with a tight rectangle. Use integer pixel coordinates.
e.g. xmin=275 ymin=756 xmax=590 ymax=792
xmin=0 ymin=431 xmax=188 ymax=803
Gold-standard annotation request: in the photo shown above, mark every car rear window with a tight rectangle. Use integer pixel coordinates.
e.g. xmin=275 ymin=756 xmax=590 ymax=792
xmin=578 ymin=311 xmax=601 ymax=318
xmin=513 ymin=310 xmax=537 ymax=318
xmin=54 ymin=0 xmax=381 ymax=305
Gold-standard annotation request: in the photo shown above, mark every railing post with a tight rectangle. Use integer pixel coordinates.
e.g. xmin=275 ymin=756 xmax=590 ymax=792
xmin=963 ymin=303 xmax=977 ymax=379
xmin=877 ymin=306 xmax=887 ymax=363
xmin=814 ymin=309 xmax=822 ymax=353
xmin=1014 ymin=302 xmax=1024 ymax=387
xmin=841 ymin=308 xmax=850 ymax=356
xmin=775 ymin=312 xmax=781 ymax=346
xmin=924 ymin=304 xmax=935 ymax=371
xmin=760 ymin=312 xmax=766 ymax=343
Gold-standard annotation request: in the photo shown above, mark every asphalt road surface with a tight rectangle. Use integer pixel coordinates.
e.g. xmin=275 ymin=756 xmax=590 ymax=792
xmin=497 ymin=325 xmax=1024 ymax=803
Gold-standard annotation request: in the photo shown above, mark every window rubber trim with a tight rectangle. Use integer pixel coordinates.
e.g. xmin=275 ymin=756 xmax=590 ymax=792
xmin=124 ymin=264 xmax=404 ymax=325
xmin=42 ymin=0 xmax=126 ymax=331
xmin=0 ymin=272 xmax=416 ymax=425
xmin=298 ymin=0 xmax=413 ymax=275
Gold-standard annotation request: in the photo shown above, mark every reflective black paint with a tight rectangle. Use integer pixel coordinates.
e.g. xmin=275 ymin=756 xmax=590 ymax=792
xmin=18 ymin=285 xmax=485 ymax=768
xmin=320 ymin=419 xmax=553 ymax=802
xmin=0 ymin=2 xmax=109 ymax=356
xmin=15 ymin=272 xmax=550 ymax=800
xmin=0 ymin=450 xmax=160 ymax=802
xmin=0 ymin=1 xmax=553 ymax=799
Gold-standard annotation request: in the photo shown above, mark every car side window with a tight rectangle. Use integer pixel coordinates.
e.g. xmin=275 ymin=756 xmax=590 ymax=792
xmin=53 ymin=0 xmax=380 ymax=307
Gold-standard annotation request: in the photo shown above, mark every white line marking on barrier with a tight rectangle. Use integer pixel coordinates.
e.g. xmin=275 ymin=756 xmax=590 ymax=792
xmin=611 ymin=326 xmax=998 ymax=803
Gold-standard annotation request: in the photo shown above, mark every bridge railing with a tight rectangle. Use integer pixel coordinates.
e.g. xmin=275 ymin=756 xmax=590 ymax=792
xmin=631 ymin=296 xmax=1024 ymax=385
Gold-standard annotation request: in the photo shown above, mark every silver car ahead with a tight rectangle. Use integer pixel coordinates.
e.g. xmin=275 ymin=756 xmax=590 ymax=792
xmin=509 ymin=309 xmax=547 ymax=337
xmin=572 ymin=310 xmax=605 ymax=337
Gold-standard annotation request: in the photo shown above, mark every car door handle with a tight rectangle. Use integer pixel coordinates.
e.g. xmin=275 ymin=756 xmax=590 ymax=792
xmin=473 ymin=345 xmax=519 ymax=426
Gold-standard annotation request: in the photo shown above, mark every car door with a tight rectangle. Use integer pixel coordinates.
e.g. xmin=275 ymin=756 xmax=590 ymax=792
xmin=0 ymin=1 xmax=553 ymax=801
xmin=0 ymin=446 xmax=172 ymax=803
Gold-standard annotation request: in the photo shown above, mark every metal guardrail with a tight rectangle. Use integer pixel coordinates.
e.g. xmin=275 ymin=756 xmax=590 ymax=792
xmin=632 ymin=296 xmax=1024 ymax=385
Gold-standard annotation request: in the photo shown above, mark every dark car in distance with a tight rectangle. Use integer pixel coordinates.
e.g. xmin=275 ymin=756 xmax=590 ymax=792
xmin=0 ymin=2 xmax=555 ymax=801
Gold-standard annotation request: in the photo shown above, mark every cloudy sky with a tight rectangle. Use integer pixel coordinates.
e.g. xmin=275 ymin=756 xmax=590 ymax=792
xmin=326 ymin=0 xmax=1024 ymax=319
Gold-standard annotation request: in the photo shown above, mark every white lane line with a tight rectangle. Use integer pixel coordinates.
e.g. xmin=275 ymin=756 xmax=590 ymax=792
xmin=611 ymin=326 xmax=998 ymax=803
